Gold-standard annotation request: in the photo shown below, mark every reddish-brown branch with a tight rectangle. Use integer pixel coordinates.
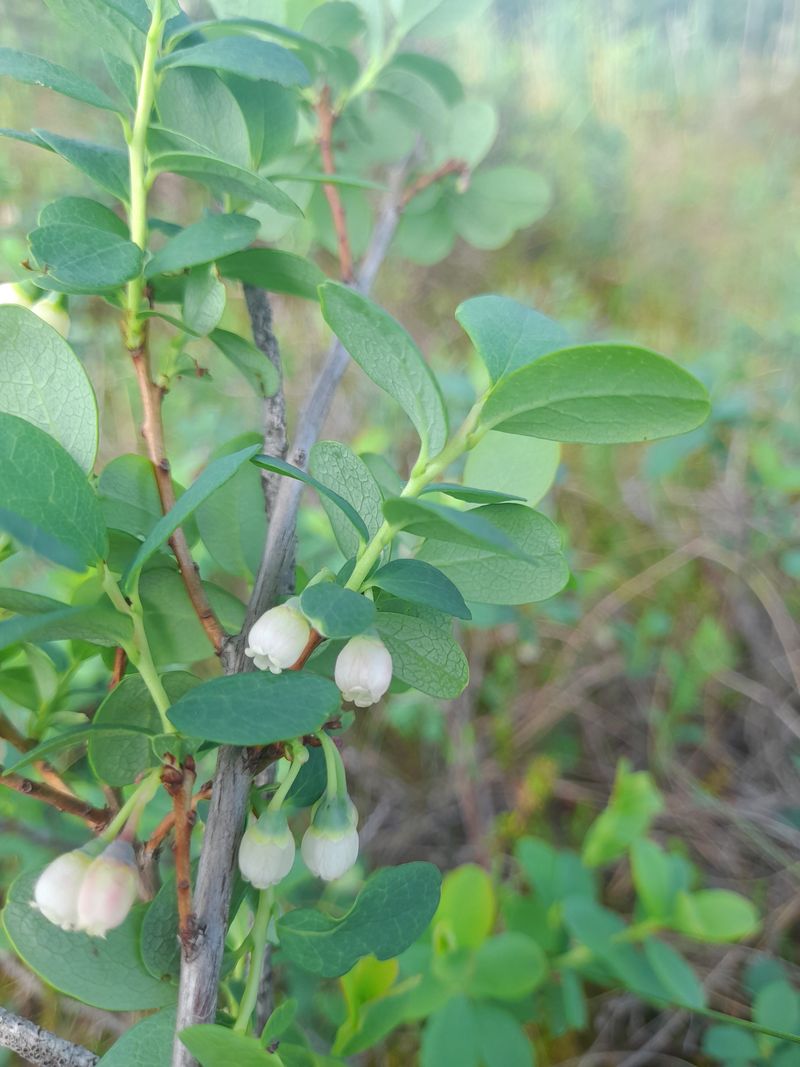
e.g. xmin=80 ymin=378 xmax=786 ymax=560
xmin=0 ymin=715 xmax=31 ymax=753
xmin=290 ymin=629 xmax=323 ymax=671
xmin=400 ymin=158 xmax=469 ymax=210
xmin=161 ymin=756 xmax=198 ymax=946
xmin=315 ymin=86 xmax=354 ymax=282
xmin=0 ymin=773 xmax=109 ymax=831
xmin=129 ymin=341 xmax=225 ymax=654
xmin=109 ymin=647 xmax=128 ymax=688
xmin=144 ymin=780 xmax=212 ymax=857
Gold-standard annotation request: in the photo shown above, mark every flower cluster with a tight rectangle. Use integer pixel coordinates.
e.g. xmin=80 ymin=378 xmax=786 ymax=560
xmin=32 ymin=838 xmax=140 ymax=938
xmin=238 ymin=737 xmax=360 ymax=890
xmin=245 ymin=600 xmax=393 ymax=708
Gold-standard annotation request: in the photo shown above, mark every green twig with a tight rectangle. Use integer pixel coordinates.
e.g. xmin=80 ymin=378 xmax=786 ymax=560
xmin=234 ymin=889 xmax=274 ymax=1034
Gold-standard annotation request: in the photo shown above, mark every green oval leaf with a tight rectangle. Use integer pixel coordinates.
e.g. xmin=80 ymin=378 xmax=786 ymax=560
xmin=90 ymin=672 xmax=200 ymax=786
xmin=157 ymin=36 xmax=311 ymax=88
xmin=416 ymin=502 xmax=568 ymax=606
xmin=209 ymin=329 xmax=279 ymax=398
xmin=145 ymin=213 xmax=259 ymax=277
xmin=468 ymin=931 xmax=548 ymax=1000
xmin=0 ymin=305 xmax=98 ymax=471
xmin=29 ymin=223 xmax=143 ymax=291
xmin=319 ymin=283 xmax=448 ymax=459
xmin=672 ymin=890 xmax=759 ymax=943
xmin=183 ymin=265 xmax=226 ymax=336
xmin=97 ymin=1008 xmax=176 ymax=1067
xmin=32 ymin=129 xmax=130 ymax=202
xmin=3 ymin=869 xmax=176 ymax=1011
xmin=218 ymin=247 xmax=325 ymax=300
xmin=366 ymin=559 xmax=470 ymax=619
xmin=309 ymin=441 xmax=383 ymax=559
xmin=149 ymin=152 xmax=302 ymax=217
xmin=300 ymin=583 xmax=375 ymax=638
xmin=373 ymin=611 xmax=467 ymax=698
xmin=0 ymin=412 xmax=107 ymax=570
xmin=479 ymin=343 xmax=711 ymax=444
xmin=644 ymin=939 xmax=705 ymax=1010
xmin=0 ymin=603 xmax=133 ymax=652
xmin=178 ymin=1026 xmax=274 ymax=1067
xmin=2 ymin=720 xmax=154 ymax=775
xmin=464 ymin=432 xmax=560 ymax=508
xmin=195 ymin=434 xmax=266 ymax=578
xmin=278 ymin=862 xmax=442 ymax=977
xmin=167 ymin=671 xmax=342 ymax=745
xmin=123 ymin=444 xmax=260 ymax=590
xmin=456 ymin=294 xmax=570 ymax=382
xmin=39 ymin=196 xmax=128 ymax=235
xmin=252 ymin=453 xmax=370 ymax=543
xmin=0 ymin=47 xmax=121 ymax=111
xmin=419 ymin=482 xmax=525 ymax=504
xmin=382 ymin=498 xmax=527 ymax=558
xmin=156 ymin=67 xmax=252 ymax=170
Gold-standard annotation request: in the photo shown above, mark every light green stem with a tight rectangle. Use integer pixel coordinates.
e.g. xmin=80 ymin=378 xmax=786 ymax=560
xmin=345 ymin=398 xmax=485 ymax=591
xmin=125 ymin=0 xmax=163 ymax=349
xmin=234 ymin=888 xmax=274 ymax=1034
xmin=101 ymin=566 xmax=173 ymax=732
xmin=267 ymin=745 xmax=308 ymax=813
xmin=100 ymin=769 xmax=161 ymax=843
xmin=317 ymin=730 xmax=346 ymax=801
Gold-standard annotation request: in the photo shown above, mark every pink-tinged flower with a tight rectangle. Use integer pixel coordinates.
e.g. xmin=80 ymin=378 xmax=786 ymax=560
xmin=238 ymin=810 xmax=296 ymax=889
xmin=301 ymin=796 xmax=359 ymax=881
xmin=334 ymin=635 xmax=392 ymax=707
xmin=245 ymin=600 xmax=311 ymax=674
xmin=76 ymin=839 xmax=139 ymax=938
xmin=32 ymin=849 xmax=92 ymax=931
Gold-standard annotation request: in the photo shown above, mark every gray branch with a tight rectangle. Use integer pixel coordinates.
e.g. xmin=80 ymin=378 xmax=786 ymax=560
xmin=243 ymin=286 xmax=289 ymax=535
xmin=172 ymin=165 xmax=408 ymax=1067
xmin=0 ymin=1008 xmax=98 ymax=1067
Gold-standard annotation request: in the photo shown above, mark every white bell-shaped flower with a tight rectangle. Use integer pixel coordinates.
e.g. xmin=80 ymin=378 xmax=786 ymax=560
xmin=301 ymin=795 xmax=359 ymax=881
xmin=238 ymin=809 xmax=296 ymax=889
xmin=245 ymin=599 xmax=311 ymax=674
xmin=76 ymin=839 xmax=139 ymax=938
xmin=334 ymin=634 xmax=393 ymax=707
xmin=0 ymin=282 xmax=30 ymax=307
xmin=32 ymin=849 xmax=92 ymax=931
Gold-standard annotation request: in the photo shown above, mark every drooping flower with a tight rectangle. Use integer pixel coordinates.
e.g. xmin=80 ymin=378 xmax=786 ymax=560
xmin=32 ymin=849 xmax=92 ymax=931
xmin=238 ymin=809 xmax=296 ymax=889
xmin=334 ymin=634 xmax=393 ymax=707
xmin=301 ymin=795 xmax=359 ymax=881
xmin=76 ymin=839 xmax=139 ymax=938
xmin=245 ymin=599 xmax=311 ymax=674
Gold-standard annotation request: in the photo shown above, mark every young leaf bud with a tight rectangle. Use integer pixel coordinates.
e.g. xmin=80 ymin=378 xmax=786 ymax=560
xmin=32 ymin=849 xmax=92 ymax=931
xmin=334 ymin=634 xmax=393 ymax=707
xmin=238 ymin=809 xmax=296 ymax=889
xmin=245 ymin=599 xmax=311 ymax=674
xmin=301 ymin=796 xmax=359 ymax=881
xmin=76 ymin=839 xmax=139 ymax=938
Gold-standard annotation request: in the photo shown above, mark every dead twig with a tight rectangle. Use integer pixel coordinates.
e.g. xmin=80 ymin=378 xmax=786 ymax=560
xmin=0 ymin=773 xmax=108 ymax=831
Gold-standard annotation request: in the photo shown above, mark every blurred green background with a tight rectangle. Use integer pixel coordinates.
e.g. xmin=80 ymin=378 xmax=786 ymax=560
xmin=1 ymin=0 xmax=799 ymax=1063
